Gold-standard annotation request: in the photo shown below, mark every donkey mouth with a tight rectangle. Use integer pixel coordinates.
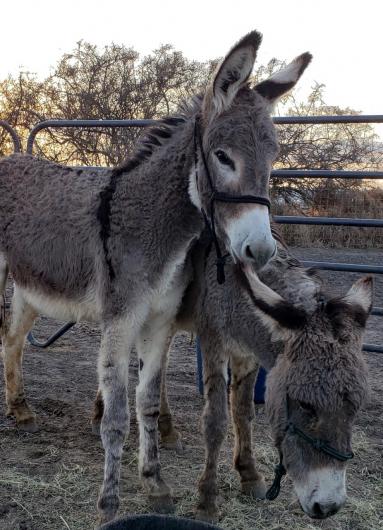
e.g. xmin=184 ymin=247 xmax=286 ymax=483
xmin=299 ymin=501 xmax=340 ymax=519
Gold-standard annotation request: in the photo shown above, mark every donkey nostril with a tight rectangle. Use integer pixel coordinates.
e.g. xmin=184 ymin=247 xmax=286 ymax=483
xmin=245 ymin=245 xmax=255 ymax=260
xmin=312 ymin=502 xmax=339 ymax=519
xmin=312 ymin=502 xmax=324 ymax=518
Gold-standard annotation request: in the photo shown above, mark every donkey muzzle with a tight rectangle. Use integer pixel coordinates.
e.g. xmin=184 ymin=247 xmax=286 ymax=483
xmin=228 ymin=205 xmax=276 ymax=270
xmin=294 ymin=467 xmax=347 ymax=519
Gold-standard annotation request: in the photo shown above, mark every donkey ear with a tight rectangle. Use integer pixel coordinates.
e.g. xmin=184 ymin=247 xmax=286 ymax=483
xmin=326 ymin=277 xmax=373 ymax=339
xmin=239 ymin=265 xmax=307 ymax=341
xmin=254 ymin=52 xmax=312 ymax=103
xmin=206 ymin=31 xmax=262 ymax=116
xmin=343 ymin=276 xmax=374 ymax=315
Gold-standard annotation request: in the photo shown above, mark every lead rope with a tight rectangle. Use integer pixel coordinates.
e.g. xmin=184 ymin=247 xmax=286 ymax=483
xmin=266 ymin=452 xmax=287 ymax=500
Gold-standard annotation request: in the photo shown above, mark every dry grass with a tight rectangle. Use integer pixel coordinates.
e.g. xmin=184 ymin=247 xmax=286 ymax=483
xmin=0 ymin=251 xmax=382 ymax=530
xmin=0 ymin=407 xmax=381 ymax=530
xmin=272 ymin=185 xmax=383 ymax=248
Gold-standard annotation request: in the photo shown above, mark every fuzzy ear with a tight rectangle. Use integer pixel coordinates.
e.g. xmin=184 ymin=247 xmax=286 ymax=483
xmin=343 ymin=276 xmax=374 ymax=315
xmin=255 ymin=52 xmax=312 ymax=103
xmin=238 ymin=265 xmax=307 ymax=341
xmin=326 ymin=277 xmax=373 ymax=339
xmin=206 ymin=31 xmax=262 ymax=117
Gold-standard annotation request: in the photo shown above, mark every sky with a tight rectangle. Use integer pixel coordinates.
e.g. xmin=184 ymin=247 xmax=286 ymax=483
xmin=1 ymin=0 xmax=382 ymax=123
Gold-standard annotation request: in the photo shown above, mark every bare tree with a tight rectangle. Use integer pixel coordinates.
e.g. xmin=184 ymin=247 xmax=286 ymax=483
xmin=0 ymin=44 xmax=381 ymax=180
xmin=0 ymin=73 xmax=46 ymax=156
xmin=36 ymin=42 xmax=213 ymax=165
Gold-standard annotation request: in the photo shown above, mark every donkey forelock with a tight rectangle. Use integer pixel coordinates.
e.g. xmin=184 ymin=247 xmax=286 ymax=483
xmin=282 ymin=319 xmax=369 ymax=411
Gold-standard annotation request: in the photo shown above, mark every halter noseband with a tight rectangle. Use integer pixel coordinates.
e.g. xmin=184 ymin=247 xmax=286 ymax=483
xmin=266 ymin=393 xmax=354 ymax=501
xmin=193 ymin=116 xmax=271 ymax=284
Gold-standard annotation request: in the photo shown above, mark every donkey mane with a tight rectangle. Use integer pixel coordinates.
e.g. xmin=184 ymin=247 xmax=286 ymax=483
xmin=114 ymin=94 xmax=204 ymax=177
xmin=96 ymin=95 xmax=205 ymax=279
xmin=114 ymin=116 xmax=186 ymax=176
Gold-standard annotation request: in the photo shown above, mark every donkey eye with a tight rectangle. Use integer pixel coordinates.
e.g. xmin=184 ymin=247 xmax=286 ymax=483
xmin=215 ymin=149 xmax=235 ymax=170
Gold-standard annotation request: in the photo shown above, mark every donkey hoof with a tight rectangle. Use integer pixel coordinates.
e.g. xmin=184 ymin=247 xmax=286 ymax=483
xmin=17 ymin=418 xmax=39 ymax=433
xmin=241 ymin=477 xmax=267 ymax=499
xmin=97 ymin=492 xmax=119 ymax=524
xmin=149 ymin=494 xmax=175 ymax=514
xmin=97 ymin=512 xmax=115 ymax=528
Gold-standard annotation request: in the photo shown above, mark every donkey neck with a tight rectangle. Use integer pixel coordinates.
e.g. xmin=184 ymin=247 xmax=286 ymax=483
xmin=100 ymin=118 xmax=203 ymax=281
xmin=118 ymin=119 xmax=201 ymax=226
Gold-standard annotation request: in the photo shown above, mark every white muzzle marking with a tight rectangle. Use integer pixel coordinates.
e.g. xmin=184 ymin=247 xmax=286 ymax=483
xmin=226 ymin=205 xmax=276 ymax=270
xmin=293 ymin=467 xmax=347 ymax=518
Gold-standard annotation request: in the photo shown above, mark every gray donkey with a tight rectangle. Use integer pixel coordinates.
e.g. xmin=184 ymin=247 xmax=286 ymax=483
xmin=139 ymin=231 xmax=372 ymax=521
xmin=0 ymin=32 xmax=311 ymax=523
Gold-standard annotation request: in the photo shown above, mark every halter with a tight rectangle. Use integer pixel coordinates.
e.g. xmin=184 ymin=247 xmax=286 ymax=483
xmin=266 ymin=393 xmax=354 ymax=501
xmin=193 ymin=116 xmax=271 ymax=284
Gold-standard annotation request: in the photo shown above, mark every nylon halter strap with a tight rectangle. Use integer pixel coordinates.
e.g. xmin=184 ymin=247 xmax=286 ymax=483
xmin=266 ymin=393 xmax=354 ymax=501
xmin=193 ymin=116 xmax=271 ymax=284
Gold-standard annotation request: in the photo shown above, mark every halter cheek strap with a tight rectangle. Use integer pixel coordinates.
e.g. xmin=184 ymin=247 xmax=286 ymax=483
xmin=193 ymin=116 xmax=271 ymax=284
xmin=287 ymin=422 xmax=354 ymax=461
xmin=265 ymin=452 xmax=286 ymax=501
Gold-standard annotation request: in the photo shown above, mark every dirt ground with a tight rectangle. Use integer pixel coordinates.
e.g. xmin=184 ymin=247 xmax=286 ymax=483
xmin=0 ymin=247 xmax=382 ymax=530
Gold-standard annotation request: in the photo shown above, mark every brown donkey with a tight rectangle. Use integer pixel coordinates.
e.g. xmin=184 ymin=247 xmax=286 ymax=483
xmin=134 ymin=232 xmax=372 ymax=522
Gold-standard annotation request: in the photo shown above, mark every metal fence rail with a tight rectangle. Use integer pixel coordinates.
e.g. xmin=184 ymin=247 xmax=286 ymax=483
xmin=0 ymin=120 xmax=22 ymax=153
xmin=26 ymin=119 xmax=155 ymax=155
xmin=274 ymin=216 xmax=383 ymax=228
xmin=24 ymin=115 xmax=383 ymax=354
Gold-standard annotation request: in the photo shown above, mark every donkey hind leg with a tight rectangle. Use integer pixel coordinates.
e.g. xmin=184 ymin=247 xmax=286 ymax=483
xmin=136 ymin=325 xmax=175 ymax=514
xmin=97 ymin=316 xmax=138 ymax=525
xmin=158 ymin=335 xmax=183 ymax=454
xmin=196 ymin=336 xmax=229 ymax=523
xmin=230 ymin=353 xmax=266 ymax=499
xmin=2 ymin=285 xmax=38 ymax=431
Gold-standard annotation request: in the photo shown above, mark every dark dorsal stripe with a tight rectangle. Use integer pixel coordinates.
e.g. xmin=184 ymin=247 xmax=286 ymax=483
xmin=97 ymin=159 xmax=141 ymax=280
xmin=97 ymin=114 xmax=188 ymax=280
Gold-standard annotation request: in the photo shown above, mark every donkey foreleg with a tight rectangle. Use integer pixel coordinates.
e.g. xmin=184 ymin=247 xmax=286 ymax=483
xmin=230 ymin=353 xmax=266 ymax=499
xmin=91 ymin=332 xmax=183 ymax=452
xmin=97 ymin=317 xmax=137 ymax=524
xmin=91 ymin=388 xmax=104 ymax=435
xmin=136 ymin=326 xmax=175 ymax=513
xmin=196 ymin=335 xmax=229 ymax=523
xmin=2 ymin=286 xmax=37 ymax=431
xmin=158 ymin=335 xmax=183 ymax=453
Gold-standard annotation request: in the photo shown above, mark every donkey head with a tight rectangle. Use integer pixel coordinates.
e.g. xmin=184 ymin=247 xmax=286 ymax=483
xmin=241 ymin=266 xmax=372 ymax=519
xmin=191 ymin=31 xmax=312 ymax=270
